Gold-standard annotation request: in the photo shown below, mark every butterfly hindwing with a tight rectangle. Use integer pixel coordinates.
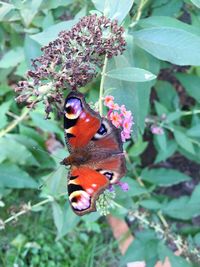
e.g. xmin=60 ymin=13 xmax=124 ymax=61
xmin=89 ymin=118 xmax=126 ymax=182
xmin=68 ymin=166 xmax=109 ymax=215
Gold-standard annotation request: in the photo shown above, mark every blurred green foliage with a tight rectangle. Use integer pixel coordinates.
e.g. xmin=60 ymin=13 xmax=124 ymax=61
xmin=1 ymin=0 xmax=200 ymax=266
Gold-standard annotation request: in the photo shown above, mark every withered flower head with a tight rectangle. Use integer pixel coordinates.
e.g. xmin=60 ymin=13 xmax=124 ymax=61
xmin=15 ymin=14 xmax=126 ymax=118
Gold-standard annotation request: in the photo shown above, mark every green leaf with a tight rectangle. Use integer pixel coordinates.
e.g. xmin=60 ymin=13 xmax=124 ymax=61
xmin=0 ymin=163 xmax=37 ymax=188
xmin=30 ymin=112 xmax=63 ymax=135
xmin=191 ymin=0 xmax=200 ymax=8
xmin=158 ymin=242 xmax=192 ymax=267
xmin=139 ymin=16 xmax=200 ymax=36
xmin=56 ymin=204 xmax=81 ymax=239
xmin=0 ymin=1 xmax=15 ymax=22
xmin=129 ymin=137 xmax=148 ymax=157
xmin=104 ymin=40 xmax=158 ymax=134
xmin=176 ymin=73 xmax=200 ymax=103
xmin=106 ymin=67 xmax=156 ymax=82
xmin=140 ymin=199 xmax=162 ymax=210
xmin=120 ymin=230 xmax=159 ymax=266
xmin=42 ymin=0 xmax=73 ymax=9
xmin=92 ymin=0 xmax=134 ymax=24
xmin=133 ymin=27 xmax=200 ymax=65
xmin=141 ymin=168 xmax=191 ymax=187
xmin=30 ymin=19 xmax=77 ymax=46
xmin=18 ymin=0 xmax=43 ymax=27
xmin=155 ymin=140 xmax=177 ymax=163
xmin=163 ymin=196 xmax=191 ymax=220
xmin=154 ymin=131 xmax=167 ymax=153
xmin=121 ymin=178 xmax=148 ymax=197
xmin=155 ymin=80 xmax=179 ymax=111
xmin=24 ymin=34 xmax=42 ymax=68
xmin=0 ymin=100 xmax=12 ymax=129
xmin=174 ymin=129 xmax=195 ymax=155
xmin=52 ymin=201 xmax=63 ymax=235
xmin=0 ymin=47 xmax=24 ymax=69
xmin=187 ymin=125 xmax=200 ymax=137
xmin=163 ymin=184 xmax=200 ymax=220
xmin=0 ymin=136 xmax=39 ymax=166
xmin=44 ymin=165 xmax=67 ymax=196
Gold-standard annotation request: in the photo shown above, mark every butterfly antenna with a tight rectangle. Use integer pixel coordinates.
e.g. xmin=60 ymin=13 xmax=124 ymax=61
xmin=38 ymin=165 xmax=62 ymax=190
xmin=32 ymin=146 xmax=62 ymax=160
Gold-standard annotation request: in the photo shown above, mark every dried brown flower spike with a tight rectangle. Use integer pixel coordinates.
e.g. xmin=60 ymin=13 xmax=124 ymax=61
xmin=15 ymin=14 xmax=126 ymax=118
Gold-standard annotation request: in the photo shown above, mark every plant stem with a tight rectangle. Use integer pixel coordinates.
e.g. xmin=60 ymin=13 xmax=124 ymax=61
xmin=182 ymin=110 xmax=200 ymax=116
xmin=0 ymin=108 xmax=30 ymax=138
xmin=3 ymin=196 xmax=54 ymax=225
xmin=131 ymin=0 xmax=148 ymax=27
xmin=99 ymin=56 xmax=108 ymax=116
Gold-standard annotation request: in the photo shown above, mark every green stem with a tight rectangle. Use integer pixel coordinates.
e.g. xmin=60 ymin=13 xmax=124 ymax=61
xmin=130 ymin=0 xmax=148 ymax=27
xmin=99 ymin=56 xmax=108 ymax=116
xmin=0 ymin=108 xmax=30 ymax=138
xmin=181 ymin=110 xmax=200 ymax=116
xmin=3 ymin=196 xmax=54 ymax=225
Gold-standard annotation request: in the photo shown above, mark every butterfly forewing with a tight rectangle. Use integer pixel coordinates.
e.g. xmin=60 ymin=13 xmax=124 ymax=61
xmin=64 ymin=92 xmax=101 ymax=151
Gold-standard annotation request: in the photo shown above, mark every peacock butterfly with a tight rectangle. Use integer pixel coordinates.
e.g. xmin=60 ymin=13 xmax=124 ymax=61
xmin=61 ymin=91 xmax=126 ymax=215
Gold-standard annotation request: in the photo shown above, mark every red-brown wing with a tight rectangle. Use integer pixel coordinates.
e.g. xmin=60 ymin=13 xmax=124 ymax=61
xmin=93 ymin=154 xmax=126 ymax=184
xmin=88 ymin=118 xmax=127 ymax=182
xmin=64 ymin=91 xmax=101 ymax=151
xmin=68 ymin=166 xmax=109 ymax=216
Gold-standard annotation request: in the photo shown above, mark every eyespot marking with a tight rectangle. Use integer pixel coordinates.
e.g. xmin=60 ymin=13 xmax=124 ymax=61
xmin=65 ymin=97 xmax=82 ymax=119
xmin=93 ymin=120 xmax=111 ymax=140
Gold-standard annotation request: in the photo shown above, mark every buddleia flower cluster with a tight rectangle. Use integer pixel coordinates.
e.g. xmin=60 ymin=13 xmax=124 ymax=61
xmin=15 ymin=14 xmax=126 ymax=118
xmin=104 ymin=95 xmax=134 ymax=142
xmin=96 ymin=96 xmax=132 ymax=216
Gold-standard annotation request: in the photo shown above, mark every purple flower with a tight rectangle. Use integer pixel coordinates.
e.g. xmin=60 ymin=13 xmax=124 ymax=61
xmin=116 ymin=181 xmax=129 ymax=192
xmin=150 ymin=125 xmax=164 ymax=135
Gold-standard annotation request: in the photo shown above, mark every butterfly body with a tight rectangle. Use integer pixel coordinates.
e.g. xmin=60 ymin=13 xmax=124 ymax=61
xmin=63 ymin=91 xmax=126 ymax=215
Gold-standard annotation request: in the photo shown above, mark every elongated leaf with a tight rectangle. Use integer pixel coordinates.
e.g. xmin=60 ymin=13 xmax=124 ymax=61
xmin=92 ymin=0 xmax=134 ymax=23
xmin=0 ymin=137 xmax=39 ymax=166
xmin=140 ymin=199 xmax=162 ymax=210
xmin=133 ymin=27 xmax=200 ymax=65
xmin=141 ymin=168 xmax=191 ymax=187
xmin=0 ymin=100 xmax=12 ymax=129
xmin=191 ymin=0 xmax=200 ymax=8
xmin=176 ymin=73 xmax=200 ymax=103
xmin=44 ymin=165 xmax=67 ymax=196
xmin=56 ymin=204 xmax=81 ymax=239
xmin=30 ymin=20 xmax=77 ymax=46
xmin=120 ymin=178 xmax=148 ymax=197
xmin=106 ymin=67 xmax=156 ymax=82
xmin=163 ymin=184 xmax=200 ymax=220
xmin=30 ymin=112 xmax=63 ymax=135
xmin=18 ymin=0 xmax=43 ymax=27
xmin=139 ymin=16 xmax=200 ymax=36
xmin=52 ymin=201 xmax=63 ymax=234
xmin=42 ymin=0 xmax=73 ymax=9
xmin=187 ymin=125 xmax=200 ymax=137
xmin=0 ymin=163 xmax=37 ymax=188
xmin=158 ymin=243 xmax=192 ymax=267
xmin=0 ymin=1 xmax=15 ymax=22
xmin=120 ymin=230 xmax=159 ymax=266
xmin=174 ymin=129 xmax=195 ymax=155
xmin=0 ymin=47 xmax=24 ymax=68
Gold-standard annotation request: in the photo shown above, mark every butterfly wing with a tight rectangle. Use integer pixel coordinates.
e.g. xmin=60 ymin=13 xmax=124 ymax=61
xmin=68 ymin=166 xmax=109 ymax=215
xmin=64 ymin=92 xmax=127 ymax=215
xmin=64 ymin=91 xmax=101 ymax=152
xmin=88 ymin=118 xmax=127 ymax=183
